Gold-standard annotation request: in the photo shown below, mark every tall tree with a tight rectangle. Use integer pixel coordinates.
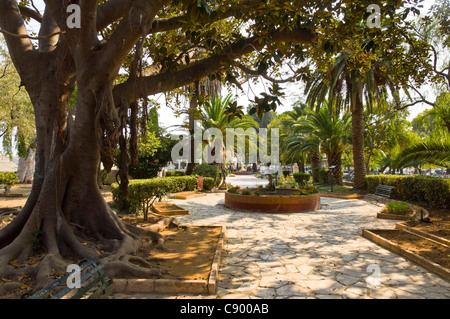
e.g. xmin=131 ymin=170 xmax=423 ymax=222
xmin=288 ymin=106 xmax=351 ymax=185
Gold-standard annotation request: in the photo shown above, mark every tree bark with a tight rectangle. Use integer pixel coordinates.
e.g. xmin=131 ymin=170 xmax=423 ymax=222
xmin=350 ymin=85 xmax=367 ymax=190
xmin=327 ymin=152 xmax=343 ymax=186
xmin=310 ymin=151 xmax=321 ymax=182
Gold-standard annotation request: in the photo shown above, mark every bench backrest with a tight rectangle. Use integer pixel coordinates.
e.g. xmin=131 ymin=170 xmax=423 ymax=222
xmin=374 ymin=185 xmax=395 ymax=197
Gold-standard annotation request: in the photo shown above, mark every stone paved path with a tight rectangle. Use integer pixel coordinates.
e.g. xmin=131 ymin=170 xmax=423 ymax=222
xmin=163 ymin=194 xmax=449 ymax=299
xmin=113 ymin=175 xmax=450 ymax=299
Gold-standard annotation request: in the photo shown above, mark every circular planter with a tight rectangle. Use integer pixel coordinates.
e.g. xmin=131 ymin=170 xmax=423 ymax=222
xmin=225 ymin=188 xmax=320 ymax=213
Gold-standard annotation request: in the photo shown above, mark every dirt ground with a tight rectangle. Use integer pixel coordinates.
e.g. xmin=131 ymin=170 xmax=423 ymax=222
xmin=406 ymin=209 xmax=450 ymax=240
xmin=371 ymin=229 xmax=450 ymax=268
xmin=371 ymin=208 xmax=450 ymax=270
xmin=0 ymin=185 xmax=221 ymax=298
xmin=119 ymin=215 xmax=222 ymax=280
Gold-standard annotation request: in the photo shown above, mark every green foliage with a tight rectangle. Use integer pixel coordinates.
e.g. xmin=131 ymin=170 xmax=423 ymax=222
xmin=317 ymin=168 xmax=329 ymax=185
xmin=386 ymin=202 xmax=409 ymax=215
xmin=227 ymin=186 xmax=240 ymax=194
xmin=366 ymin=175 xmax=450 ymax=209
xmin=192 ymin=163 xmax=221 ymax=186
xmin=128 ymin=134 xmax=178 ymax=179
xmin=254 ymin=190 xmax=261 ymax=196
xmin=393 ymin=140 xmax=450 ymax=168
xmin=282 ymin=170 xmax=290 ymax=178
xmin=0 ymin=44 xmax=36 ymax=157
xmin=241 ymin=190 xmax=251 ymax=195
xmin=202 ymin=177 xmax=216 ymax=190
xmin=293 ymin=172 xmax=310 ymax=185
xmin=165 ymin=171 xmax=186 ymax=177
xmin=111 ymin=176 xmax=197 ymax=219
xmin=293 ymin=184 xmax=319 ymax=195
xmin=0 ymin=172 xmax=20 ymax=186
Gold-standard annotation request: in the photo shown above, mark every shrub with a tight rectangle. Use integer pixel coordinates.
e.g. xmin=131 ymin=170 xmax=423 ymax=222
xmin=227 ymin=186 xmax=240 ymax=194
xmin=203 ymin=177 xmax=216 ymax=190
xmin=318 ymin=168 xmax=329 ymax=184
xmin=165 ymin=170 xmax=186 ymax=177
xmin=293 ymin=184 xmax=319 ymax=195
xmin=293 ymin=172 xmax=310 ymax=185
xmin=111 ymin=176 xmax=197 ymax=219
xmin=0 ymin=172 xmax=19 ymax=186
xmin=193 ymin=163 xmax=222 ymax=186
xmin=241 ymin=190 xmax=251 ymax=195
xmin=254 ymin=190 xmax=261 ymax=196
xmin=282 ymin=170 xmax=290 ymax=178
xmin=386 ymin=202 xmax=409 ymax=215
xmin=366 ymin=174 xmax=450 ymax=209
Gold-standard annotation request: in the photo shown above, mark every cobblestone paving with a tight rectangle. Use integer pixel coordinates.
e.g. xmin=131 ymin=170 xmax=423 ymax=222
xmin=166 ymin=193 xmax=450 ymax=299
xmin=114 ymin=186 xmax=450 ymax=299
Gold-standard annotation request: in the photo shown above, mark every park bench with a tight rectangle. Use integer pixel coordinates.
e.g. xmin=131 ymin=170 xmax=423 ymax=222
xmin=21 ymin=257 xmax=113 ymax=299
xmin=374 ymin=185 xmax=395 ymax=198
xmin=366 ymin=184 xmax=395 ymax=204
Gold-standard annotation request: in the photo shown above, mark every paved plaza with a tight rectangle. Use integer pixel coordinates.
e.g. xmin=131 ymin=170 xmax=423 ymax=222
xmin=116 ymin=176 xmax=450 ymax=299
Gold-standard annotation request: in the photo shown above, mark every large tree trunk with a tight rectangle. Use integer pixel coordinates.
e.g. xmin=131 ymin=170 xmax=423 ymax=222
xmin=350 ymin=85 xmax=367 ymax=190
xmin=0 ymin=82 xmax=165 ymax=289
xmin=310 ymin=151 xmax=321 ymax=182
xmin=327 ymin=152 xmax=343 ymax=186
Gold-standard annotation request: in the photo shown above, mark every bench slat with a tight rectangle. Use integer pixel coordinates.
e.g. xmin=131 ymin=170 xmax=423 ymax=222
xmin=50 ymin=263 xmax=105 ymax=299
xmin=373 ymin=185 xmax=395 ymax=198
xmin=27 ymin=257 xmax=100 ymax=299
xmin=70 ymin=272 xmax=111 ymax=299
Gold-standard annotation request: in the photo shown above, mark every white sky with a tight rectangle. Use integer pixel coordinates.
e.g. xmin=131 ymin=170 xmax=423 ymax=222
xmin=21 ymin=0 xmax=440 ymax=131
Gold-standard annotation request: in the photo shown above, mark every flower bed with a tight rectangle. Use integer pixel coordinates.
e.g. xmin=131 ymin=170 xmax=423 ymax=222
xmin=224 ymin=188 xmax=320 ymax=213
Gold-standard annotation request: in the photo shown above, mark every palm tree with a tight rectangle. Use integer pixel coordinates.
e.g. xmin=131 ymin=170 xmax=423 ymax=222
xmin=279 ymin=103 xmax=321 ymax=180
xmin=199 ymin=93 xmax=259 ymax=184
xmin=304 ymin=52 xmax=399 ymax=190
xmin=288 ymin=106 xmax=352 ymax=185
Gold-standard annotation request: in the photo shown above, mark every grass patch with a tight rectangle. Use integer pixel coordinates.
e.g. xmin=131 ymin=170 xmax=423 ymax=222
xmin=313 ymin=183 xmax=354 ymax=194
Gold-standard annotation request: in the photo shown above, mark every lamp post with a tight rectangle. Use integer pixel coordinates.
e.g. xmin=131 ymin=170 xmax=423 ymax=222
xmin=329 ymin=165 xmax=336 ymax=192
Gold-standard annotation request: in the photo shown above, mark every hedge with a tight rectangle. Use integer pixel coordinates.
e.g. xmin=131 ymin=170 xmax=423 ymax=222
xmin=111 ymin=176 xmax=197 ymax=219
xmin=0 ymin=172 xmax=19 ymax=186
xmin=165 ymin=170 xmax=186 ymax=177
xmin=366 ymin=174 xmax=450 ymax=209
xmin=192 ymin=163 xmax=222 ymax=186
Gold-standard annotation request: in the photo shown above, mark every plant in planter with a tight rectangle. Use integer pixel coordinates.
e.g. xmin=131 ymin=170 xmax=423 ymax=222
xmin=293 ymin=184 xmax=319 ymax=195
xmin=386 ymin=201 xmax=410 ymax=215
xmin=227 ymin=186 xmax=240 ymax=194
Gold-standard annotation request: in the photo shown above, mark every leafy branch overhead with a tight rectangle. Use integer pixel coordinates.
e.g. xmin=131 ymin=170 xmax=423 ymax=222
xmin=249 ymin=84 xmax=285 ymax=120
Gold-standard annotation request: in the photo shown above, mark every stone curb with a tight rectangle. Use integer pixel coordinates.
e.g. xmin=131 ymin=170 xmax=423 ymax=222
xmin=110 ymin=225 xmax=227 ymax=295
xmin=362 ymin=229 xmax=450 ymax=282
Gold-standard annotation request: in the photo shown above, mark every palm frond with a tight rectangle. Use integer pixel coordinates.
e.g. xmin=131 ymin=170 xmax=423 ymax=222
xmin=393 ymin=140 xmax=450 ymax=168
